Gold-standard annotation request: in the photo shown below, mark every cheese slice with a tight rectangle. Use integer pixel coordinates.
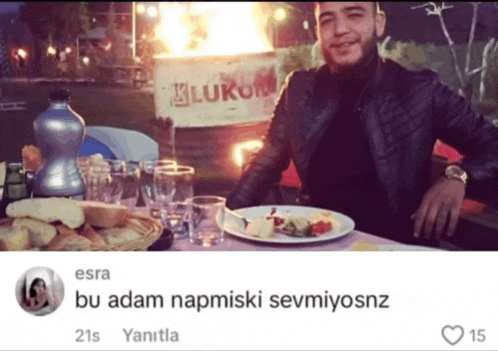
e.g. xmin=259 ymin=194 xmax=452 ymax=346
xmin=246 ymin=217 xmax=275 ymax=239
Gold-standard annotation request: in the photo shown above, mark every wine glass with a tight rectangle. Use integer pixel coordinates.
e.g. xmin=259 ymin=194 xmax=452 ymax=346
xmin=154 ymin=165 xmax=195 ymax=239
xmin=118 ymin=161 xmax=141 ymax=211
xmin=140 ymin=160 xmax=176 ymax=214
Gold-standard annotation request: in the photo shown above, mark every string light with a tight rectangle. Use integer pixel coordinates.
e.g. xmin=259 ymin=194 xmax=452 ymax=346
xmin=47 ymin=46 xmax=56 ymax=55
xmin=17 ymin=48 xmax=27 ymax=59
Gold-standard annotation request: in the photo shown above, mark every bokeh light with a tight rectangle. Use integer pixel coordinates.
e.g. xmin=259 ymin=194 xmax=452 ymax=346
xmin=137 ymin=4 xmax=145 ymax=14
xmin=273 ymin=7 xmax=287 ymax=22
xmin=17 ymin=48 xmax=27 ymax=59
xmin=147 ymin=6 xmax=158 ymax=18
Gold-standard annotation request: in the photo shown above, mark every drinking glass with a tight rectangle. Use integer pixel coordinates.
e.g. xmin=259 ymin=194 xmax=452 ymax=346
xmin=77 ymin=157 xmax=92 ymax=200
xmin=154 ymin=165 xmax=194 ymax=239
xmin=188 ymin=196 xmax=226 ymax=247
xmin=87 ymin=165 xmax=123 ymax=204
xmin=140 ymin=160 xmax=176 ymax=214
xmin=107 ymin=159 xmax=126 ymax=173
xmin=118 ymin=161 xmax=141 ymax=211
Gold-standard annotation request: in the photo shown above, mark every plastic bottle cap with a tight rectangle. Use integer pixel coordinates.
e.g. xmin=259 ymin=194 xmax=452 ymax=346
xmin=49 ymin=88 xmax=72 ymax=102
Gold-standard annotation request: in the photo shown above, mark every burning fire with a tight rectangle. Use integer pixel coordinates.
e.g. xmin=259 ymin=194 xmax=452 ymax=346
xmin=233 ymin=140 xmax=264 ymax=168
xmin=156 ymin=2 xmax=273 ymax=57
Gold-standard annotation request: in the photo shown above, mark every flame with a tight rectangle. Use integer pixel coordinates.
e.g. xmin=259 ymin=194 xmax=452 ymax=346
xmin=156 ymin=2 xmax=273 ymax=57
xmin=233 ymin=140 xmax=264 ymax=168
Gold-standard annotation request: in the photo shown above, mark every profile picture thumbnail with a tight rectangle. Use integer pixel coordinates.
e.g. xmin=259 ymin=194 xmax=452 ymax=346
xmin=16 ymin=267 xmax=64 ymax=316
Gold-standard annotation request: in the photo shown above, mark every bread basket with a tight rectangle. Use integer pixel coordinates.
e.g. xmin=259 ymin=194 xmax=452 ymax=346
xmin=0 ymin=213 xmax=163 ymax=252
xmin=90 ymin=212 xmax=163 ymax=251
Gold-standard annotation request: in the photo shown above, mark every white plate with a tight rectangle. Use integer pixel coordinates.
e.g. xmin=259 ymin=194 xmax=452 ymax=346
xmin=224 ymin=205 xmax=355 ymax=244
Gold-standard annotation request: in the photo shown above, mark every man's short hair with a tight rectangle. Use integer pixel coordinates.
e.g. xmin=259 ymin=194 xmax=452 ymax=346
xmin=314 ymin=2 xmax=381 ymax=15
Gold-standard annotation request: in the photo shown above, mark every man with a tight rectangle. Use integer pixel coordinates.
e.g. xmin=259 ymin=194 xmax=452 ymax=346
xmin=227 ymin=2 xmax=498 ymax=246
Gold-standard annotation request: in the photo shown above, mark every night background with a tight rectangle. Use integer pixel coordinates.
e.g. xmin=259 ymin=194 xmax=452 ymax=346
xmin=1 ymin=2 xmax=498 ymax=162
xmin=0 ymin=2 xmax=497 ymax=170
xmin=2 ymin=2 xmax=498 ymax=46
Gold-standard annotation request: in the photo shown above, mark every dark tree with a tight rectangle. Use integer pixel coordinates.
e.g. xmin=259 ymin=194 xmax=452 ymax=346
xmin=19 ymin=2 xmax=90 ymax=75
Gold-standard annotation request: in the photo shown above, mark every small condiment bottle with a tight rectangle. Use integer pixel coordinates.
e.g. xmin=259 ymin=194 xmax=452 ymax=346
xmin=0 ymin=163 xmax=31 ymax=217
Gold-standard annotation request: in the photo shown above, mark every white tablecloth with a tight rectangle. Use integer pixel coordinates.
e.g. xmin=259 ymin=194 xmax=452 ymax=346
xmin=171 ymin=230 xmax=440 ymax=251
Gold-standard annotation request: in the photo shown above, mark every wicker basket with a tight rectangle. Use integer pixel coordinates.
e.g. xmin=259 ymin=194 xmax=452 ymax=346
xmin=90 ymin=213 xmax=163 ymax=251
xmin=0 ymin=213 xmax=163 ymax=252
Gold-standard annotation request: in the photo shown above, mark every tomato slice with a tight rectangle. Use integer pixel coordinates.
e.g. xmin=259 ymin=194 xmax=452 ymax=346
xmin=309 ymin=221 xmax=333 ymax=236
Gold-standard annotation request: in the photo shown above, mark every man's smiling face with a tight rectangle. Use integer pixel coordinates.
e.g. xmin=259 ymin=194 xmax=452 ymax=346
xmin=315 ymin=2 xmax=386 ymax=73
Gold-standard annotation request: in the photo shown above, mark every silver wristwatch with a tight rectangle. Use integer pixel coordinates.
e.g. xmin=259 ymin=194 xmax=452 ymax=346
xmin=445 ymin=164 xmax=468 ymax=186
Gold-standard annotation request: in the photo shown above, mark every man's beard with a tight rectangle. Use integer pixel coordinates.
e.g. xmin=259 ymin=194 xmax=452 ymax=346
xmin=320 ymin=29 xmax=379 ymax=73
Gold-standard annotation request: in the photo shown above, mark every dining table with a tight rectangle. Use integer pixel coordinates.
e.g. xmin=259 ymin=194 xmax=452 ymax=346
xmin=128 ymin=205 xmax=444 ymax=252
xmin=0 ymin=170 xmax=468 ymax=252
xmin=169 ymin=228 xmax=444 ymax=251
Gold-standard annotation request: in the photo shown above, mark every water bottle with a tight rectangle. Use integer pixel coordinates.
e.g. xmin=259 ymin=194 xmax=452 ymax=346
xmin=32 ymin=88 xmax=86 ymax=199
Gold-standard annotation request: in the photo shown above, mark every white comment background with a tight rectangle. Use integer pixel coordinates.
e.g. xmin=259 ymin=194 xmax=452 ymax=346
xmin=0 ymin=252 xmax=497 ymax=351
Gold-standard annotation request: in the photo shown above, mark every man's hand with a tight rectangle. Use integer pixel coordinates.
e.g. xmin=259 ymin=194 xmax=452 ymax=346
xmin=412 ymin=178 xmax=466 ymax=240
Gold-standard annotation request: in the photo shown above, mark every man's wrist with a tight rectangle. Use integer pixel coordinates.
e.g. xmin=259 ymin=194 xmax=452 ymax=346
xmin=445 ymin=164 xmax=468 ymax=186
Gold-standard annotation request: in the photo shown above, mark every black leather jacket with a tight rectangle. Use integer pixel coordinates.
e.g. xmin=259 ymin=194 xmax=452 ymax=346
xmin=227 ymin=58 xmax=498 ymax=218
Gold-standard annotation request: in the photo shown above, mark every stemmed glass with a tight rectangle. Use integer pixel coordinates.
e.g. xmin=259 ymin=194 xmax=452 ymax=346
xmin=140 ymin=160 xmax=177 ymax=214
xmin=153 ymin=165 xmax=194 ymax=239
xmin=102 ymin=160 xmax=125 ymax=204
xmin=118 ymin=161 xmax=141 ymax=211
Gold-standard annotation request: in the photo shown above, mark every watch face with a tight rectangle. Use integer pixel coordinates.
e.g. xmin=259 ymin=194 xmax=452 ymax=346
xmin=449 ymin=165 xmax=463 ymax=176
xmin=445 ymin=165 xmax=467 ymax=183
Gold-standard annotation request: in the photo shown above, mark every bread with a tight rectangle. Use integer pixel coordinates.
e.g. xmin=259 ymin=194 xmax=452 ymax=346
xmin=0 ymin=226 xmax=30 ymax=251
xmin=21 ymin=145 xmax=43 ymax=172
xmin=12 ymin=218 xmax=57 ymax=248
xmin=79 ymin=223 xmax=107 ymax=248
xmin=46 ymin=225 xmax=92 ymax=251
xmin=99 ymin=226 xmax=142 ymax=246
xmin=6 ymin=198 xmax=85 ymax=229
xmin=78 ymin=201 xmax=129 ymax=228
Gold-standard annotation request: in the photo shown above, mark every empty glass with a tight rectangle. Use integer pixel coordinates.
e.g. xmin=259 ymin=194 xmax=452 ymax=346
xmin=154 ymin=165 xmax=194 ymax=239
xmin=77 ymin=157 xmax=92 ymax=200
xmin=87 ymin=165 xmax=123 ymax=204
xmin=188 ymin=196 xmax=226 ymax=247
xmin=140 ymin=159 xmax=176 ymax=214
xmin=107 ymin=159 xmax=126 ymax=173
xmin=118 ymin=161 xmax=141 ymax=211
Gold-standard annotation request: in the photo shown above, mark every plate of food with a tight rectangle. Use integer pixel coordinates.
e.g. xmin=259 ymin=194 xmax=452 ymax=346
xmin=224 ymin=205 xmax=354 ymax=244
